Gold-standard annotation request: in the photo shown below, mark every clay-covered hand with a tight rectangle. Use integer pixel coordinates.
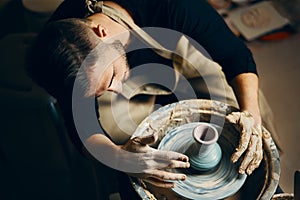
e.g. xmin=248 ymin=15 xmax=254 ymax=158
xmin=226 ymin=111 xmax=263 ymax=175
xmin=121 ymin=134 xmax=190 ymax=188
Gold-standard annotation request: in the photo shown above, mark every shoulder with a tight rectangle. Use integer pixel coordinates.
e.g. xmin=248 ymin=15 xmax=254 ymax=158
xmin=49 ymin=0 xmax=87 ymax=22
xmin=171 ymin=0 xmax=221 ymax=22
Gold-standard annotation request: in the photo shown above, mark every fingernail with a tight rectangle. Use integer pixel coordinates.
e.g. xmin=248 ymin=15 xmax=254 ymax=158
xmin=180 ymin=157 xmax=187 ymax=162
xmin=231 ymin=156 xmax=238 ymax=163
xmin=247 ymin=169 xmax=252 ymax=175
xmin=182 ymin=175 xmax=186 ymax=180
xmin=239 ymin=168 xmax=245 ymax=174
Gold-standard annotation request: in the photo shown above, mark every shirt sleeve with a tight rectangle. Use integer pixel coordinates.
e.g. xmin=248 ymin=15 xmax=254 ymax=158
xmin=167 ymin=0 xmax=257 ymax=81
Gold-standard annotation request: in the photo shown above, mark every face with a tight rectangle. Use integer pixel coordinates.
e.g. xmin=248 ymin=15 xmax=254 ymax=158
xmin=85 ymin=41 xmax=130 ymax=97
xmin=84 ymin=13 xmax=131 ymax=97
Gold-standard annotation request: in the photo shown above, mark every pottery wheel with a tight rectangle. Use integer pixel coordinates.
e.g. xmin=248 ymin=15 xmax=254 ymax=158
xmin=131 ymin=99 xmax=280 ymax=200
xmin=158 ymin=122 xmax=247 ymax=200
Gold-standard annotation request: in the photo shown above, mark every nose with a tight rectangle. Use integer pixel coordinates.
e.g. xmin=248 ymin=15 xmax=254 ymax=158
xmin=108 ymin=80 xmax=123 ymax=94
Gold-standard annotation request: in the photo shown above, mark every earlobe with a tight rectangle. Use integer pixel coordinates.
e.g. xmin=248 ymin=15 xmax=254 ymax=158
xmin=93 ymin=25 xmax=107 ymax=38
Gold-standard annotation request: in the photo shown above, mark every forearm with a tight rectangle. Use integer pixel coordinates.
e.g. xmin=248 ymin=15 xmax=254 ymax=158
xmin=230 ymin=72 xmax=261 ymax=125
xmin=84 ymin=134 xmax=145 ymax=173
xmin=84 ymin=133 xmax=190 ymax=184
xmin=84 ymin=133 xmax=122 ymax=169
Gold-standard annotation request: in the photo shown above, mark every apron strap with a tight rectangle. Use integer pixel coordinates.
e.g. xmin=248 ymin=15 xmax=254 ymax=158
xmin=89 ymin=1 xmax=182 ymax=98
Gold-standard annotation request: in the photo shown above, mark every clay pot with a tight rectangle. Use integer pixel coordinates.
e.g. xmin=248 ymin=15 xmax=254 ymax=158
xmin=186 ymin=123 xmax=222 ymax=172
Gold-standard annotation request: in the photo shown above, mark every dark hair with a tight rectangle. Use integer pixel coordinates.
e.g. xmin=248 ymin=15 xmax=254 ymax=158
xmin=27 ymin=18 xmax=101 ymax=100
xmin=26 ymin=18 xmax=107 ymax=149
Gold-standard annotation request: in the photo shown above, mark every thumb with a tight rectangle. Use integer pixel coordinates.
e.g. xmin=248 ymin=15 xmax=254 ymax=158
xmin=133 ymin=133 xmax=158 ymax=145
xmin=226 ymin=112 xmax=241 ymax=124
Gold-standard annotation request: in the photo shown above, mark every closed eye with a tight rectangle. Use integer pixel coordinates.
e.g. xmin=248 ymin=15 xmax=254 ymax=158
xmin=108 ymin=75 xmax=114 ymax=88
xmin=108 ymin=64 xmax=116 ymax=88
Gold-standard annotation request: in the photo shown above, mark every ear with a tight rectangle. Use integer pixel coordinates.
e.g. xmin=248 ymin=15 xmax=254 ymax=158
xmin=93 ymin=25 xmax=107 ymax=38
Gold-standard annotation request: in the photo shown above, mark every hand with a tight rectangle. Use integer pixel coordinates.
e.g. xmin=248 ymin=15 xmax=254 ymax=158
xmin=121 ymin=134 xmax=190 ymax=188
xmin=226 ymin=111 xmax=263 ymax=175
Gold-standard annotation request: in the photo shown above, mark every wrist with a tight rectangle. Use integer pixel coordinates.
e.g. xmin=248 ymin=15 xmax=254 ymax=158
xmin=241 ymin=109 xmax=262 ymax=126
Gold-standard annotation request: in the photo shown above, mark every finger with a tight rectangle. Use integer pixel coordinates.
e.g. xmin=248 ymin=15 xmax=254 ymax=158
xmin=143 ymin=177 xmax=175 ymax=188
xmin=225 ymin=112 xmax=241 ymax=124
xmin=153 ymin=150 xmax=189 ymax=163
xmin=238 ymin=133 xmax=258 ymax=174
xmin=165 ymin=160 xmax=190 ymax=169
xmin=133 ymin=133 xmax=158 ymax=145
xmin=246 ymin=137 xmax=263 ymax=175
xmin=136 ymin=151 xmax=189 ymax=172
xmin=226 ymin=111 xmax=254 ymax=130
xmin=231 ymin=126 xmax=252 ymax=163
xmin=147 ymin=169 xmax=187 ymax=182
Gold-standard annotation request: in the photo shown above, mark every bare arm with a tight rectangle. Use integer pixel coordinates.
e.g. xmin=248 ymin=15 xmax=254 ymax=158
xmin=230 ymin=72 xmax=261 ymax=126
xmin=84 ymin=133 xmax=190 ymax=188
xmin=226 ymin=72 xmax=263 ymax=175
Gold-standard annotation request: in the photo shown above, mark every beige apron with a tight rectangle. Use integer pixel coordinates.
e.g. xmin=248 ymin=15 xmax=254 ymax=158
xmin=92 ymin=1 xmax=282 ymax=151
